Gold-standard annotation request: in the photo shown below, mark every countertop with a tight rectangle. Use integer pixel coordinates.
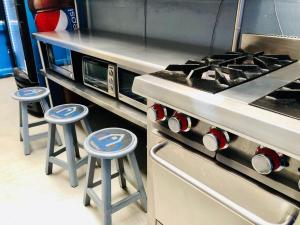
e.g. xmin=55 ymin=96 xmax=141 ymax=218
xmin=33 ymin=30 xmax=208 ymax=74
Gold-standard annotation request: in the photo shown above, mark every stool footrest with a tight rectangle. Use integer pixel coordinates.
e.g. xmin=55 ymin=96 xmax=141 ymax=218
xmin=87 ymin=188 xmax=104 ymax=210
xmin=28 ymin=120 xmax=47 ymax=128
xmin=76 ymin=156 xmax=88 ymax=169
xmin=49 ymin=157 xmax=68 ymax=170
xmin=29 ymin=132 xmax=48 ymax=141
xmin=111 ymin=192 xmax=141 ymax=214
xmin=91 ymin=172 xmax=120 ymax=188
xmin=52 ymin=147 xmax=66 ymax=157
xmin=86 ymin=187 xmax=141 ymax=215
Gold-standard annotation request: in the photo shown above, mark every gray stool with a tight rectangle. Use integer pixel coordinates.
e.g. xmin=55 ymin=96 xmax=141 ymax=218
xmin=83 ymin=128 xmax=147 ymax=225
xmin=45 ymin=104 xmax=90 ymax=187
xmin=12 ymin=87 xmax=62 ymax=155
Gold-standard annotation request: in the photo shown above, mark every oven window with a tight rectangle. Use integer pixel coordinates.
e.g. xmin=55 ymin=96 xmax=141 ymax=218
xmin=118 ymin=68 xmax=146 ymax=104
xmin=83 ymin=58 xmax=108 ymax=91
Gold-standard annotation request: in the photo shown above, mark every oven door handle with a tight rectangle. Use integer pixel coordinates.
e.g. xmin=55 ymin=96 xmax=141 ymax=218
xmin=150 ymin=141 xmax=298 ymax=225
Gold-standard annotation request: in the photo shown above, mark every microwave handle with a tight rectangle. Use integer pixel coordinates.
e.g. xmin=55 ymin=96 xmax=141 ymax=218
xmin=150 ymin=141 xmax=298 ymax=225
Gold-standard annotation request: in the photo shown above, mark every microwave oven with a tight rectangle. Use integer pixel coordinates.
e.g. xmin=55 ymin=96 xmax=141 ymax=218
xmin=82 ymin=56 xmax=146 ymax=111
xmin=82 ymin=56 xmax=117 ymax=97
xmin=46 ymin=44 xmax=74 ymax=80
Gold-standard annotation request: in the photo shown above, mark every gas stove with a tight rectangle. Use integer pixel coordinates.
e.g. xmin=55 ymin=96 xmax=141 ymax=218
xmin=151 ymin=51 xmax=296 ymax=94
xmin=133 ymin=34 xmax=300 ymax=205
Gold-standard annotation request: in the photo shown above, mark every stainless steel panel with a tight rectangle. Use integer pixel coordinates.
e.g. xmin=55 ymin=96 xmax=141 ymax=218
xmin=231 ymin=0 xmax=245 ymax=51
xmin=216 ymin=134 xmax=300 ymax=202
xmin=148 ymin=98 xmax=215 ymax=158
xmin=152 ymin=121 xmax=215 ymax=158
xmin=33 ymin=30 xmax=206 ymax=74
xmin=133 ymin=75 xmax=300 ymax=160
xmin=218 ymin=62 xmax=300 ymax=103
xmin=148 ymin=132 xmax=299 ymax=225
xmin=118 ymin=93 xmax=147 ymax=112
xmin=241 ymin=34 xmax=300 ymax=60
xmin=217 ymin=149 xmax=300 ymax=202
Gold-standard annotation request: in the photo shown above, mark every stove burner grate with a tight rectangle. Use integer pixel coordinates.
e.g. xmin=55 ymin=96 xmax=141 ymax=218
xmin=153 ymin=51 xmax=297 ymax=94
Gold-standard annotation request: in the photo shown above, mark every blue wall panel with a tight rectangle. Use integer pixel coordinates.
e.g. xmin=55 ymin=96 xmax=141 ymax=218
xmin=0 ymin=21 xmax=13 ymax=77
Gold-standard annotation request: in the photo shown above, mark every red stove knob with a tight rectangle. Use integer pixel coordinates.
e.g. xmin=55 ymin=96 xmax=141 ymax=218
xmin=148 ymin=104 xmax=168 ymax=122
xmin=168 ymin=113 xmax=192 ymax=133
xmin=251 ymin=147 xmax=283 ymax=175
xmin=202 ymin=128 xmax=230 ymax=152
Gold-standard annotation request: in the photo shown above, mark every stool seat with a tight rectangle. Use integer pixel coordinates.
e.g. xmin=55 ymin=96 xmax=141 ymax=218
xmin=12 ymin=87 xmax=49 ymax=102
xmin=84 ymin=128 xmax=137 ymax=159
xmin=45 ymin=104 xmax=89 ymax=125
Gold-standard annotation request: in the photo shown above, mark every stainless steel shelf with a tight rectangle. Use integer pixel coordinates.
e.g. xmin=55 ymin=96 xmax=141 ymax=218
xmin=33 ymin=30 xmax=208 ymax=74
xmin=41 ymin=70 xmax=147 ymax=129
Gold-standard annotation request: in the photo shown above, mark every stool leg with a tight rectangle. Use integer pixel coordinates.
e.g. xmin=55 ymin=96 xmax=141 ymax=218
xmin=102 ymin=159 xmax=112 ymax=225
xmin=19 ymin=102 xmax=23 ymax=142
xmin=46 ymin=123 xmax=56 ymax=175
xmin=83 ymin=155 xmax=96 ymax=206
xmin=81 ymin=117 xmax=92 ymax=134
xmin=71 ymin=124 xmax=80 ymax=159
xmin=41 ymin=98 xmax=62 ymax=146
xmin=21 ymin=102 xmax=30 ymax=155
xmin=96 ymin=159 xmax=102 ymax=168
xmin=64 ymin=124 xmax=78 ymax=187
xmin=128 ymin=153 xmax=147 ymax=212
xmin=115 ymin=158 xmax=126 ymax=189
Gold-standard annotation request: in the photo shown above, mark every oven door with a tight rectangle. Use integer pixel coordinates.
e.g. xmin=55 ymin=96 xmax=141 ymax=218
xmin=82 ymin=56 xmax=117 ymax=97
xmin=148 ymin=132 xmax=299 ymax=225
xmin=118 ymin=68 xmax=147 ymax=111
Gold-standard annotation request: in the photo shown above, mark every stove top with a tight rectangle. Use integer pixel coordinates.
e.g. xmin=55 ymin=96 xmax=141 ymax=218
xmin=251 ymin=79 xmax=300 ymax=120
xmin=151 ymin=51 xmax=296 ymax=94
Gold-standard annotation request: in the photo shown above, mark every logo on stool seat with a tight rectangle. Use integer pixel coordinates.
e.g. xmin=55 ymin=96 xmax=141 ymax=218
xmin=90 ymin=133 xmax=129 ymax=152
xmin=49 ymin=105 xmax=84 ymax=119
xmin=56 ymin=106 xmax=77 ymax=117
xmin=18 ymin=88 xmax=43 ymax=97
xmin=98 ymin=134 xmax=125 ymax=148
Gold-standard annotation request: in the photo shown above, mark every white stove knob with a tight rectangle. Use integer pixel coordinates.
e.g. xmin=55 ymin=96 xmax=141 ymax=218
xmin=168 ymin=117 xmax=181 ymax=133
xmin=202 ymin=128 xmax=230 ymax=152
xmin=148 ymin=104 xmax=167 ymax=122
xmin=251 ymin=154 xmax=273 ymax=175
xmin=168 ymin=113 xmax=191 ymax=133
xmin=148 ymin=107 xmax=159 ymax=122
xmin=202 ymin=133 xmax=219 ymax=152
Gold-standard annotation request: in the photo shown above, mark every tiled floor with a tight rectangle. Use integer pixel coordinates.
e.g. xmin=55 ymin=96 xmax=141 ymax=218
xmin=0 ymin=77 xmax=147 ymax=225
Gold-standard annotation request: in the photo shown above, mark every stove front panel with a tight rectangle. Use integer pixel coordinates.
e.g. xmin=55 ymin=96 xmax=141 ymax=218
xmin=148 ymin=130 xmax=299 ymax=225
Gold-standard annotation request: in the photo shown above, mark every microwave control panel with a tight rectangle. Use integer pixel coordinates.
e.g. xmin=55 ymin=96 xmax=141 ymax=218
xmin=108 ymin=64 xmax=117 ymax=96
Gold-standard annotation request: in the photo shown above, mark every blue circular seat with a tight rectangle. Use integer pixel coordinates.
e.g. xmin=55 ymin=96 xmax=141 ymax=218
xmin=84 ymin=128 xmax=137 ymax=159
xmin=12 ymin=87 xmax=49 ymax=102
xmin=45 ymin=104 xmax=89 ymax=125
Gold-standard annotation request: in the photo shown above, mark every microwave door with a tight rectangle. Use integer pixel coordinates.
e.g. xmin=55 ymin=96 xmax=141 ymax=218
xmin=82 ymin=57 xmax=117 ymax=97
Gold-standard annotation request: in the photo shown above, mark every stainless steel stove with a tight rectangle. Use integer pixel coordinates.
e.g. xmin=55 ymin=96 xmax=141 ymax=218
xmin=133 ymin=34 xmax=300 ymax=225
